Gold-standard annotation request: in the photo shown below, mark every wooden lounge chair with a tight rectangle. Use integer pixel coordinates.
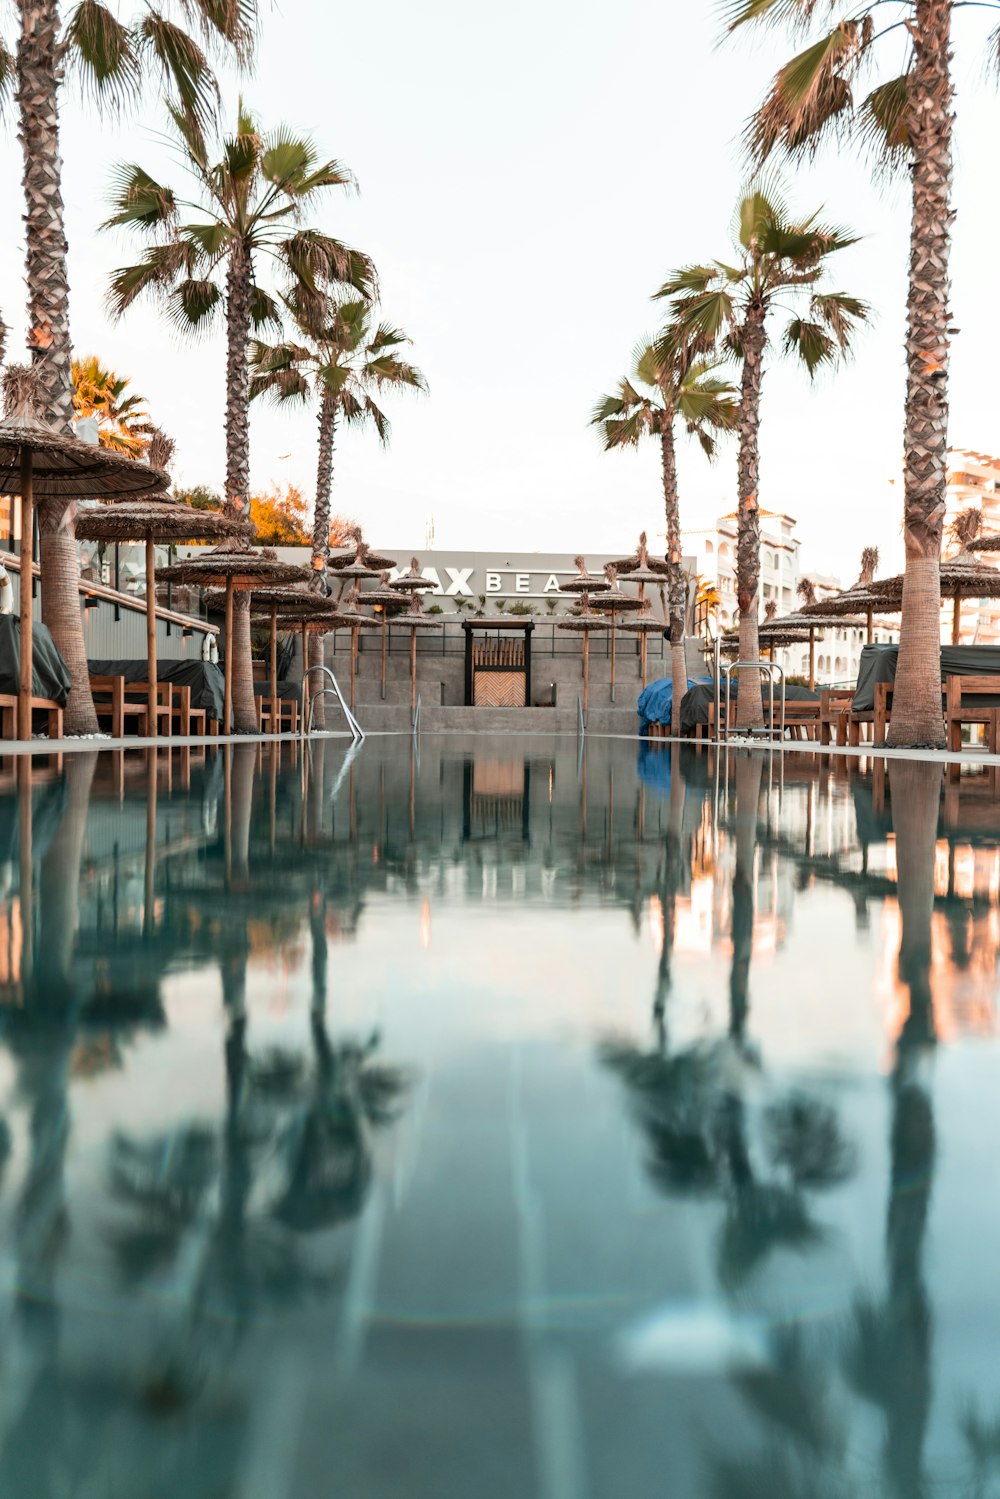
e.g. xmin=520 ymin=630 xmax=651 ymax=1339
xmin=90 ymin=675 xmax=173 ymax=737
xmin=257 ymin=695 xmax=299 ymax=734
xmin=945 ymin=676 xmax=1000 ymax=754
xmin=0 ymin=692 xmax=64 ymax=741
xmin=172 ymin=684 xmax=208 ymax=737
xmin=819 ymin=688 xmax=854 ymax=747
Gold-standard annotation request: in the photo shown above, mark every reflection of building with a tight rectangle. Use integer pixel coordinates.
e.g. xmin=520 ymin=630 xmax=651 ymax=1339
xmin=945 ymin=449 xmax=1000 ymax=644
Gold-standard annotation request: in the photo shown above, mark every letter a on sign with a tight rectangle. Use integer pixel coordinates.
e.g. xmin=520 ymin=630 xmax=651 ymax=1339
xmin=543 ymin=574 xmax=561 ymax=593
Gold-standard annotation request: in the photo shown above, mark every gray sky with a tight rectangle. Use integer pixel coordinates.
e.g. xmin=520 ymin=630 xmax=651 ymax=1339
xmin=1 ymin=0 xmax=997 ymax=580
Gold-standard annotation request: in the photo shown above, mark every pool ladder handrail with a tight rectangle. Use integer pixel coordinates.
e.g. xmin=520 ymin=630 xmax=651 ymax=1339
xmin=412 ymin=692 xmax=420 ymax=737
xmin=577 ymin=693 xmax=586 ymax=738
xmin=303 ymin=664 xmax=364 ymax=742
xmin=718 ymin=658 xmax=785 ymax=744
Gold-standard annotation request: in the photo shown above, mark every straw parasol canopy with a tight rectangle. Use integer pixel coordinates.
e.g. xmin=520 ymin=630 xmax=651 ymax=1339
xmin=204 ymin=584 xmax=339 ymax=707
xmin=619 ymin=597 xmax=668 ymax=688
xmin=315 ymin=587 xmax=383 ymax=712
xmin=871 ymin=508 xmax=1000 ymax=644
xmin=556 ymin=592 xmax=612 ymax=714
xmin=387 ymin=592 xmax=443 ymax=713
xmin=355 ymin=572 xmax=409 ymax=701
xmin=609 ymin=530 xmax=669 ymax=580
xmin=559 ymin=555 xmax=606 ymax=594
xmin=0 ymin=365 xmax=169 ymax=739
xmin=328 ymin=526 xmax=396 ymax=574
xmin=75 ymin=430 xmax=240 ymax=736
xmin=390 ymin=556 xmax=436 ymax=594
xmin=796 ymin=547 xmax=894 ymax=644
xmin=161 ymin=537 xmax=311 ymax=733
xmin=761 ymin=580 xmax=867 ymax=688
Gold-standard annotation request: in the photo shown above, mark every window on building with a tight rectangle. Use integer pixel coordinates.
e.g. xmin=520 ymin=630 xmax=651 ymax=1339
xmin=719 ymin=542 xmax=731 ymax=562
xmin=705 ymin=540 xmax=714 ymax=555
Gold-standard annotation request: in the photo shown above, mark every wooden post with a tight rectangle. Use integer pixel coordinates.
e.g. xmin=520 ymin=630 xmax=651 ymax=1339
xmin=145 ymin=535 xmax=158 ymax=738
xmin=269 ymin=604 xmax=278 ymax=704
xmin=952 ymin=591 xmax=961 ymax=645
xmin=350 ymin=626 xmax=358 ymax=711
xmin=381 ymin=613 xmax=388 ymax=700
xmin=223 ymin=576 xmax=234 ymax=735
xmin=867 ymin=608 xmax=874 ymax=645
xmin=809 ymin=628 xmax=815 ymax=691
xmin=301 ymin=621 xmax=309 ymax=731
xmin=609 ymin=615 xmax=617 ymax=703
xmin=410 ymin=629 xmax=417 ymax=713
xmin=17 ymin=447 xmax=34 ymax=742
xmin=640 ymin=632 xmax=648 ymax=688
xmin=18 ymin=757 xmax=32 ymax=988
xmin=583 ymin=631 xmax=590 ymax=714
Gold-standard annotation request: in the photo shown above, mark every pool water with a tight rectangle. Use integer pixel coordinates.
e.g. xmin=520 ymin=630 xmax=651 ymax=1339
xmin=1 ymin=735 xmax=999 ymax=1498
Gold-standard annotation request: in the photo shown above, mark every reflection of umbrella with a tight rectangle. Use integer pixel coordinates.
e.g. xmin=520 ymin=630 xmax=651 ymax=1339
xmin=556 ymin=592 xmax=612 ymax=714
xmin=0 ymin=366 xmax=168 ymax=738
xmin=559 ymin=554 xmax=606 ymax=594
xmin=388 ymin=593 xmax=443 ymax=714
xmin=357 ymin=572 xmax=408 ymax=700
xmin=328 ymin=527 xmax=396 ymax=574
xmin=161 ymin=539 xmax=310 ymax=733
xmin=620 ymin=598 xmax=667 ymax=687
xmin=76 ymin=432 xmax=239 ymax=736
xmin=590 ymin=566 xmax=644 ymax=702
xmin=390 ymin=556 xmax=436 ymax=594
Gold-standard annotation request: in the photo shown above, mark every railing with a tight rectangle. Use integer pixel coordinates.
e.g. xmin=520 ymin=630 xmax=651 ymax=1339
xmin=303 ymin=664 xmax=364 ymax=742
xmin=578 ymin=693 xmax=586 ymax=738
xmin=412 ymin=693 xmax=421 ymax=738
xmin=719 ymin=659 xmax=786 ymax=743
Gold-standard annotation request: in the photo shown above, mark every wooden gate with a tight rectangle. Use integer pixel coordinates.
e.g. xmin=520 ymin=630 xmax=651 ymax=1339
xmin=463 ymin=622 xmax=533 ymax=708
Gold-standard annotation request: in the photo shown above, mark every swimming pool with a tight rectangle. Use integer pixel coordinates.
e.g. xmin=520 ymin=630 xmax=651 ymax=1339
xmin=0 ymin=736 xmax=998 ymax=1498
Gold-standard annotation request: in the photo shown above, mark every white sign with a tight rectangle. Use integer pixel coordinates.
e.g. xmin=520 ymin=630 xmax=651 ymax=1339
xmin=388 ymin=564 xmax=575 ymax=602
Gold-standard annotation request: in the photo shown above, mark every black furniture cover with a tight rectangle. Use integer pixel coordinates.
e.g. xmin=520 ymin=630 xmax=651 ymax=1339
xmin=680 ymin=678 xmax=818 ymax=734
xmin=88 ymin=659 xmax=226 ymax=720
xmin=0 ymin=614 xmax=71 ymax=704
xmin=852 ymin=643 xmax=1000 ymax=712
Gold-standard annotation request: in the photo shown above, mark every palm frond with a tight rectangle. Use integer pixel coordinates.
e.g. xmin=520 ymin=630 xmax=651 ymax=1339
xmin=63 ymin=1 xmax=140 ymax=110
xmin=671 ymin=289 xmax=735 ymax=344
xmin=0 ymin=40 xmax=13 ymax=112
xmin=783 ymin=317 xmax=836 ymax=376
xmin=164 ymin=277 xmax=223 ymax=333
xmin=746 ymin=22 xmax=866 ymax=163
xmin=281 ymin=231 xmax=376 ymax=298
xmin=135 ymin=11 xmax=219 ymax=135
xmin=811 ymin=290 xmax=869 ymax=351
xmin=103 ymin=163 xmax=177 ymax=230
xmin=183 ymin=0 xmax=257 ymax=65
xmin=855 ymin=74 xmax=912 ymax=175
xmin=655 ymin=265 xmax=719 ymax=298
xmin=106 ymin=241 xmax=197 ymax=315
xmin=248 ymin=285 xmax=282 ymax=330
xmin=723 ymin=0 xmax=818 ymax=31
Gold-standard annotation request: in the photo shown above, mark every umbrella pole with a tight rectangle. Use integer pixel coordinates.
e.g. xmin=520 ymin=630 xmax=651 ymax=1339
xmin=223 ymin=577 xmax=234 ymax=736
xmin=867 ymin=608 xmax=873 ymax=646
xmin=146 ymin=536 xmax=158 ymax=739
xmin=381 ymin=615 xmax=387 ymax=700
xmin=269 ymin=605 xmax=278 ymax=705
xmin=410 ymin=630 xmax=417 ymax=715
xmin=351 ymin=627 xmax=358 ymax=712
xmin=610 ymin=615 xmax=617 ymax=703
xmin=809 ymin=629 xmax=815 ymax=692
xmin=583 ymin=632 xmax=589 ymax=715
xmin=301 ymin=622 xmax=309 ymax=731
xmin=952 ymin=591 xmax=961 ymax=645
xmin=641 ymin=632 xmax=648 ymax=688
xmin=17 ymin=447 xmax=34 ymax=742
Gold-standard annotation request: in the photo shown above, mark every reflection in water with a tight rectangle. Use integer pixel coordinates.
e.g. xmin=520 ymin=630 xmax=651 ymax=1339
xmin=0 ymin=739 xmax=997 ymax=1496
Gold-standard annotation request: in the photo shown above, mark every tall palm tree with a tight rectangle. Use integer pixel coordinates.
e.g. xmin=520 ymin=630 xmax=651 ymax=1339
xmin=106 ymin=103 xmax=375 ymax=728
xmin=71 ymin=356 xmax=153 ymax=456
xmin=10 ymin=0 xmax=257 ymax=735
xmin=591 ymin=339 xmax=737 ymax=733
xmin=725 ymin=2 xmax=982 ymax=743
xmin=249 ymin=294 xmax=426 ymax=573
xmin=658 ymin=188 xmax=869 ymax=729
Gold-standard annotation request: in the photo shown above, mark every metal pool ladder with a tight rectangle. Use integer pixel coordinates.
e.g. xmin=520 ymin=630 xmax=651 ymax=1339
xmin=303 ymin=664 xmax=364 ymax=743
xmin=716 ymin=658 xmax=786 ymax=743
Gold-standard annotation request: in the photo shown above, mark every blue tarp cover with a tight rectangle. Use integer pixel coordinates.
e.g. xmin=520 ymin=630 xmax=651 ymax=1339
xmin=637 ymin=676 xmax=708 ymax=734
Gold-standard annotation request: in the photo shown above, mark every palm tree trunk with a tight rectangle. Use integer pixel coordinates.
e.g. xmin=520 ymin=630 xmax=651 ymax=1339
xmin=307 ymin=632 xmax=326 ymax=729
xmin=17 ymin=0 xmax=98 ymax=735
xmin=661 ymin=423 xmax=687 ymax=736
xmin=230 ymin=592 xmax=257 ymax=733
xmin=735 ymin=303 xmax=766 ymax=730
xmin=729 ymin=753 xmax=763 ymax=1043
xmin=313 ymin=395 xmax=337 ymax=568
xmin=885 ymin=0 xmax=952 ymax=749
xmin=224 ymin=247 xmax=252 ymax=522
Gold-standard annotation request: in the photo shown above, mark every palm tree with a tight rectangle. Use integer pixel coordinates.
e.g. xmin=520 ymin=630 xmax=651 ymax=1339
xmin=71 ymin=356 xmax=153 ymax=456
xmin=250 ymin=294 xmax=426 ymax=574
xmin=106 ymin=103 xmax=375 ymax=727
xmin=725 ymin=3 xmax=980 ymax=743
xmin=658 ymin=188 xmax=869 ymax=729
xmin=11 ymin=0 xmax=257 ymax=736
xmin=592 ymin=340 xmax=737 ymax=733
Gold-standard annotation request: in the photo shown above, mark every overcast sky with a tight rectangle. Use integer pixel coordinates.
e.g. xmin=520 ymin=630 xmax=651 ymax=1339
xmin=1 ymin=0 xmax=998 ymax=581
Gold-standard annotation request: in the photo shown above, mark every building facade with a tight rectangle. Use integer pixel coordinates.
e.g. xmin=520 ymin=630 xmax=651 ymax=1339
xmin=944 ymin=449 xmax=1000 ymax=645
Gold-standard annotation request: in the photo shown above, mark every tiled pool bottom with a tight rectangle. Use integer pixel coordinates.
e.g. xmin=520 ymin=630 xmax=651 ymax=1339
xmin=2 ymin=736 xmax=1000 ymax=1498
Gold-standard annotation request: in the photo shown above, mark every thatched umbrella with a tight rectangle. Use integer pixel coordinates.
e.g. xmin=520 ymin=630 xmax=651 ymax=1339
xmin=797 ymin=547 xmax=892 ymax=645
xmin=872 ymin=509 xmax=1000 ymax=645
xmin=0 ymin=366 xmax=168 ymax=738
xmin=390 ymin=556 xmax=436 ymax=595
xmin=619 ymin=598 xmax=667 ymax=688
xmin=357 ymin=572 xmax=408 ymax=700
xmin=559 ymin=555 xmax=606 ymax=595
xmin=609 ymin=529 xmax=670 ymax=579
xmin=160 ymin=538 xmax=310 ymax=734
xmin=589 ymin=566 xmax=645 ymax=702
xmin=556 ymin=593 xmax=612 ymax=714
xmin=204 ymin=584 xmax=327 ymax=706
xmin=328 ymin=526 xmax=396 ymax=574
xmin=763 ymin=580 xmax=866 ymax=689
xmin=75 ymin=432 xmax=239 ymax=737
xmin=322 ymin=588 xmax=382 ymax=711
xmin=388 ymin=593 xmax=443 ymax=714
